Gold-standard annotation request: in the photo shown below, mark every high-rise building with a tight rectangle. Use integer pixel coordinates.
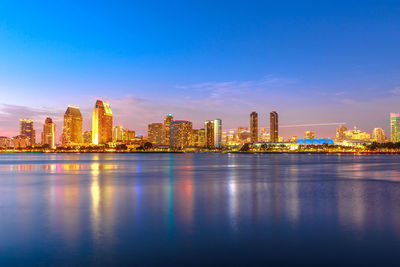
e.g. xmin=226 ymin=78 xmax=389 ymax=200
xmin=13 ymin=135 xmax=30 ymax=149
xmin=163 ymin=114 xmax=173 ymax=146
xmin=83 ymin=131 xmax=92 ymax=144
xmin=304 ymin=131 xmax=315 ymax=139
xmin=170 ymin=120 xmax=192 ymax=149
xmin=250 ymin=111 xmax=258 ymax=143
xmin=92 ymin=100 xmax=113 ymax=145
xmin=126 ymin=130 xmax=135 ymax=141
xmin=372 ymin=127 xmax=387 ymax=143
xmin=336 ymin=125 xmax=347 ymax=141
xmin=148 ymin=123 xmax=164 ymax=144
xmin=214 ymin=119 xmax=222 ymax=148
xmin=20 ymin=119 xmax=35 ymax=146
xmin=41 ymin=117 xmax=55 ymax=148
xmin=62 ymin=106 xmax=83 ymax=145
xmin=205 ymin=120 xmax=214 ymax=149
xmin=270 ymin=111 xmax=278 ymax=142
xmin=391 ymin=113 xmax=400 ymax=142
xmin=112 ymin=126 xmax=125 ymax=142
xmin=0 ymin=136 xmax=11 ymax=148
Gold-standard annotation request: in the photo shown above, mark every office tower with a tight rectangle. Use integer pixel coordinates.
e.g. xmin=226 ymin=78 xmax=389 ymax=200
xmin=92 ymin=100 xmax=113 ymax=145
xmin=205 ymin=120 xmax=214 ymax=149
xmin=270 ymin=111 xmax=278 ymax=142
xmin=41 ymin=117 xmax=55 ymax=148
xmin=112 ymin=126 xmax=125 ymax=142
xmin=214 ymin=119 xmax=222 ymax=148
xmin=13 ymin=135 xmax=30 ymax=149
xmin=170 ymin=120 xmax=192 ymax=149
xmin=83 ymin=131 xmax=92 ymax=144
xmin=62 ymin=106 xmax=83 ymax=145
xmin=0 ymin=136 xmax=11 ymax=148
xmin=126 ymin=130 xmax=135 ymax=141
xmin=20 ymin=119 xmax=35 ymax=146
xmin=304 ymin=131 xmax=315 ymax=139
xmin=163 ymin=113 xmax=173 ymax=146
xmin=336 ymin=125 xmax=347 ymax=141
xmin=198 ymin=129 xmax=205 ymax=147
xmin=391 ymin=113 xmax=400 ymax=142
xmin=372 ymin=127 xmax=386 ymax=143
xmin=250 ymin=111 xmax=258 ymax=143
xmin=148 ymin=123 xmax=164 ymax=144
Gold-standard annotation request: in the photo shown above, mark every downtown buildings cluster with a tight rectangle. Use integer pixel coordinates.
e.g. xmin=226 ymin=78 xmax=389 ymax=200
xmin=0 ymin=99 xmax=400 ymax=152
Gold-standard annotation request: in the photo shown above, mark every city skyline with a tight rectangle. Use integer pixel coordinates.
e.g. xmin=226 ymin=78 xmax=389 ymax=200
xmin=1 ymin=1 xmax=400 ymax=138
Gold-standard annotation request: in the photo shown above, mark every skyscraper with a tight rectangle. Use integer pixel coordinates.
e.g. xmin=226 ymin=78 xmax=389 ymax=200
xmin=205 ymin=120 xmax=214 ymax=149
xmin=390 ymin=113 xmax=400 ymax=142
xmin=148 ymin=123 xmax=164 ymax=144
xmin=170 ymin=120 xmax=192 ymax=149
xmin=250 ymin=111 xmax=258 ymax=143
xmin=41 ymin=117 xmax=55 ymax=149
xmin=214 ymin=119 xmax=222 ymax=148
xmin=270 ymin=111 xmax=278 ymax=142
xmin=163 ymin=114 xmax=173 ymax=146
xmin=92 ymin=100 xmax=113 ymax=145
xmin=20 ymin=119 xmax=35 ymax=147
xmin=112 ymin=126 xmax=125 ymax=142
xmin=62 ymin=106 xmax=83 ymax=145
xmin=336 ymin=125 xmax=347 ymax=141
xmin=372 ymin=127 xmax=387 ymax=143
xmin=83 ymin=131 xmax=92 ymax=144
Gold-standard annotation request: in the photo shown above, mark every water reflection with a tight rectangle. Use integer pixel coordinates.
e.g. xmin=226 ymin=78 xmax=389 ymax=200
xmin=1 ymin=154 xmax=400 ymax=265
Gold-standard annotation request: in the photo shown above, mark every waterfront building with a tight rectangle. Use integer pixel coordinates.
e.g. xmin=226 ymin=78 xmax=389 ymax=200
xmin=41 ymin=117 xmax=55 ymax=148
xmin=0 ymin=136 xmax=11 ymax=148
xmin=62 ymin=106 xmax=83 ymax=145
xmin=289 ymin=136 xmax=298 ymax=142
xmin=148 ymin=123 xmax=164 ymax=144
xmin=92 ymin=100 xmax=113 ymax=145
xmin=163 ymin=114 xmax=173 ymax=146
xmin=83 ymin=131 xmax=92 ymax=144
xmin=20 ymin=119 xmax=35 ymax=147
xmin=12 ymin=135 xmax=30 ymax=149
xmin=170 ymin=120 xmax=192 ymax=149
xmin=390 ymin=113 xmax=400 ymax=142
xmin=250 ymin=111 xmax=258 ymax=143
xmin=214 ymin=119 xmax=222 ymax=148
xmin=205 ymin=120 xmax=215 ymax=149
xmin=336 ymin=125 xmax=347 ymax=141
xmin=113 ymin=126 xmax=125 ymax=142
xmin=259 ymin=127 xmax=270 ymax=142
xmin=270 ymin=111 xmax=278 ymax=142
xmin=192 ymin=129 xmax=205 ymax=147
xmin=372 ymin=127 xmax=387 ymax=143
xmin=304 ymin=131 xmax=315 ymax=140
xmin=126 ymin=130 xmax=136 ymax=141
xmin=343 ymin=127 xmax=370 ymax=141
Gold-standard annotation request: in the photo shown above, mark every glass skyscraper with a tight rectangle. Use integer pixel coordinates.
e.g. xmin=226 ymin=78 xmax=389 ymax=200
xmin=250 ymin=111 xmax=258 ymax=143
xmin=92 ymin=100 xmax=113 ymax=145
xmin=390 ymin=113 xmax=400 ymax=142
xmin=213 ymin=119 xmax=222 ymax=148
xmin=270 ymin=111 xmax=279 ymax=142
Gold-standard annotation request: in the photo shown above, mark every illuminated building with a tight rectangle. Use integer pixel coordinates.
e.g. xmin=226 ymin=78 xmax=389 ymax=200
xmin=163 ymin=113 xmax=173 ymax=146
xmin=270 ymin=111 xmax=278 ymax=142
xmin=289 ymin=136 xmax=298 ymax=142
xmin=92 ymin=100 xmax=113 ymax=145
xmin=336 ymin=125 xmax=347 ymax=141
xmin=41 ymin=117 xmax=55 ymax=148
xmin=390 ymin=113 xmax=400 ymax=142
xmin=83 ymin=131 xmax=92 ymax=144
xmin=170 ymin=120 xmax=192 ymax=149
xmin=20 ymin=119 xmax=35 ymax=146
xmin=304 ymin=131 xmax=315 ymax=139
xmin=372 ymin=127 xmax=387 ymax=143
xmin=192 ymin=129 xmax=205 ymax=147
xmin=259 ymin=127 xmax=270 ymax=142
xmin=343 ymin=127 xmax=370 ymax=141
xmin=205 ymin=120 xmax=214 ymax=148
xmin=12 ymin=135 xmax=30 ymax=149
xmin=126 ymin=130 xmax=135 ymax=141
xmin=112 ymin=126 xmax=125 ymax=142
xmin=250 ymin=111 xmax=258 ymax=143
xmin=0 ymin=136 xmax=11 ymax=148
xmin=62 ymin=106 xmax=83 ymax=145
xmin=148 ymin=123 xmax=164 ymax=144
xmin=214 ymin=119 xmax=222 ymax=148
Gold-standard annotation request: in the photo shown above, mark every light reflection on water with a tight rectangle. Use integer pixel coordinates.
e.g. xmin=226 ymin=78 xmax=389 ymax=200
xmin=1 ymin=153 xmax=400 ymax=265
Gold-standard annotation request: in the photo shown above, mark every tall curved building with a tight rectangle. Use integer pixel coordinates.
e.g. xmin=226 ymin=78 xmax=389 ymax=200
xmin=62 ymin=106 xmax=83 ymax=146
xmin=92 ymin=100 xmax=113 ymax=145
xmin=270 ymin=111 xmax=278 ymax=142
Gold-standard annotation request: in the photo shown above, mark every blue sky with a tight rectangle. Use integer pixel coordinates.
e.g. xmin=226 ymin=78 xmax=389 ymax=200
xmin=1 ymin=1 xmax=400 ymax=139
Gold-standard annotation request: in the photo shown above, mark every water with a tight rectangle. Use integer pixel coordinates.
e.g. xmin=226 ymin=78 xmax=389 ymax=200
xmin=1 ymin=153 xmax=400 ymax=266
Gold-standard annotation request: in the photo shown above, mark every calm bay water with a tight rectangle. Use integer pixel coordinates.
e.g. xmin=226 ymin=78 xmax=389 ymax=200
xmin=1 ymin=153 xmax=400 ymax=266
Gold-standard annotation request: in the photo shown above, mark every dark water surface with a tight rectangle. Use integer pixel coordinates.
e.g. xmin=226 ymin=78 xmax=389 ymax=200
xmin=1 ymin=153 xmax=400 ymax=266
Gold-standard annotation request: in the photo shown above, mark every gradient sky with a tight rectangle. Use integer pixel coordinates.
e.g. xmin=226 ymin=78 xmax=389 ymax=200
xmin=1 ymin=0 xmax=400 ymax=140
